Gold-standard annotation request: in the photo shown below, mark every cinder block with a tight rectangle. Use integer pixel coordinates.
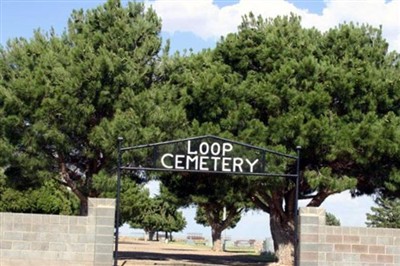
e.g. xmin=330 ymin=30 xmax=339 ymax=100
xmin=78 ymin=233 xmax=95 ymax=243
xmin=94 ymin=253 xmax=113 ymax=263
xmin=342 ymin=253 xmax=360 ymax=262
xmin=2 ymin=249 xmax=23 ymax=258
xmin=2 ymin=221 xmax=13 ymax=231
xmin=65 ymin=243 xmax=87 ymax=252
xmin=12 ymin=214 xmax=25 ymax=224
xmin=351 ymin=244 xmax=368 ymax=253
xmin=301 ymin=216 xmax=320 ymax=225
xmin=95 ymin=217 xmax=115 ymax=226
xmin=96 ymin=207 xmax=116 ymax=217
xmin=3 ymin=231 xmax=24 ymax=241
xmin=394 ymin=255 xmax=400 ymax=264
xmin=69 ymin=225 xmax=87 ymax=234
xmin=95 ymin=243 xmax=113 ymax=253
xmin=332 ymin=227 xmax=343 ymax=235
xmin=23 ymin=232 xmax=40 ymax=241
xmin=31 ymin=242 xmax=49 ymax=251
xmin=0 ymin=241 xmax=12 ymax=249
xmin=95 ymin=235 xmax=114 ymax=245
xmin=341 ymin=227 xmax=350 ymax=235
xmin=377 ymin=254 xmax=394 ymax=263
xmin=61 ymin=251 xmax=92 ymax=262
xmin=360 ymin=236 xmax=377 ymax=245
xmin=96 ymin=226 xmax=114 ymax=235
xmin=326 ymin=252 xmax=343 ymax=262
xmin=31 ymin=215 xmax=44 ymax=224
xmin=300 ymin=234 xmax=319 ymax=243
xmin=13 ymin=223 xmax=31 ymax=232
xmin=368 ymin=244 xmax=385 ymax=254
xmin=49 ymin=242 xmax=66 ymax=251
xmin=319 ymin=244 xmax=333 ymax=252
xmin=377 ymin=236 xmax=394 ymax=245
xmin=12 ymin=241 xmax=31 ymax=250
xmin=87 ymin=217 xmax=96 ymax=226
xmin=0 ymin=198 xmax=116 ymax=265
xmin=334 ymin=244 xmax=351 ymax=253
xmin=300 ymin=243 xmax=319 ymax=252
xmin=49 ymin=215 xmax=61 ymax=224
xmin=300 ymin=225 xmax=319 ymax=234
xmin=77 ymin=217 xmax=89 ymax=225
xmin=360 ymin=254 xmax=377 ymax=263
xmin=68 ymin=216 xmax=79 ymax=225
xmin=326 ymin=235 xmax=343 ymax=243
xmin=359 ymin=227 xmax=368 ymax=236
xmin=343 ymin=235 xmax=359 ymax=244
xmin=86 ymin=243 xmax=95 ymax=253
xmin=349 ymin=227 xmax=360 ymax=235
xmin=386 ymin=245 xmax=400 ymax=254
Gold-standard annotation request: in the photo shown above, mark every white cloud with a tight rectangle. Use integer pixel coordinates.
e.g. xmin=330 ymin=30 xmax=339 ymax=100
xmin=147 ymin=0 xmax=400 ymax=51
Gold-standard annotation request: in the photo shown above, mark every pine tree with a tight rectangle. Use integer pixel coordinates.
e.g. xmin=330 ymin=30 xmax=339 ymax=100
xmin=326 ymin=212 xmax=341 ymax=226
xmin=162 ymin=14 xmax=400 ymax=264
xmin=0 ymin=0 xmax=185 ymax=214
xmin=366 ymin=195 xmax=400 ymax=228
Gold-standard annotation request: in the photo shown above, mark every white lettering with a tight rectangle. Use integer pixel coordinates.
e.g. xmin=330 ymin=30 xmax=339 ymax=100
xmin=187 ymin=141 xmax=198 ymax=155
xmin=186 ymin=155 xmax=199 ymax=169
xmin=161 ymin=153 xmax=173 ymax=169
xmin=210 ymin=157 xmax=221 ymax=171
xmin=199 ymin=142 xmax=209 ymax=155
xmin=199 ymin=156 xmax=209 ymax=170
xmin=222 ymin=143 xmax=233 ymax=156
xmin=233 ymin=157 xmax=243 ymax=172
xmin=160 ymin=143 xmax=262 ymax=174
xmin=175 ymin=155 xmax=185 ymax=169
xmin=246 ymin=159 xmax=259 ymax=172
xmin=210 ymin=143 xmax=221 ymax=156
xmin=222 ymin=157 xmax=232 ymax=172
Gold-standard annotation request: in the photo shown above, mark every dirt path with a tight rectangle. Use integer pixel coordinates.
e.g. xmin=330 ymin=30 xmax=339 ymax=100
xmin=117 ymin=238 xmax=273 ymax=266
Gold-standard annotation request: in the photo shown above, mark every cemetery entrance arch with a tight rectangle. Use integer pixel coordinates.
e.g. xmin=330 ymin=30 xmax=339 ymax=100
xmin=114 ymin=135 xmax=301 ymax=266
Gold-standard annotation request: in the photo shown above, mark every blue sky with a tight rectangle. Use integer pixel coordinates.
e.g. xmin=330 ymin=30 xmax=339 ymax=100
xmin=1 ymin=0 xmax=399 ymax=240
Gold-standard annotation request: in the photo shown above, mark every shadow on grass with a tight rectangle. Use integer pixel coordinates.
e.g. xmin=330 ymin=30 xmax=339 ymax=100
xmin=117 ymin=250 xmax=275 ymax=265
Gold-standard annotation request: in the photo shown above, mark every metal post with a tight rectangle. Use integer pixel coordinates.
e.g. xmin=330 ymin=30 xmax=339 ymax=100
xmin=294 ymin=146 xmax=301 ymax=266
xmin=114 ymin=137 xmax=123 ymax=266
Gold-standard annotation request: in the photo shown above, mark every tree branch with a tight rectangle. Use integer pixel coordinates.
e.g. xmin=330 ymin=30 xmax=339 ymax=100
xmin=251 ymin=193 xmax=270 ymax=213
xmin=307 ymin=188 xmax=336 ymax=207
xmin=58 ymin=153 xmax=86 ymax=203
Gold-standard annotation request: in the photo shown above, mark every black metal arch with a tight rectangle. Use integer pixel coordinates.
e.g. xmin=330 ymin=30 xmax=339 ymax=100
xmin=114 ymin=135 xmax=301 ymax=266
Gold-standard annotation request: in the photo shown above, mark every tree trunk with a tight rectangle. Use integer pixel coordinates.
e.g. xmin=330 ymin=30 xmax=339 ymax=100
xmin=269 ymin=209 xmax=295 ymax=266
xmin=80 ymin=197 xmax=89 ymax=216
xmin=149 ymin=231 xmax=155 ymax=241
xmin=211 ymin=226 xmax=223 ymax=252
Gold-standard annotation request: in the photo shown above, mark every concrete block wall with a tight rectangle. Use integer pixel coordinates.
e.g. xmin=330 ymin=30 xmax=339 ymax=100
xmin=0 ymin=198 xmax=115 ymax=266
xmin=299 ymin=207 xmax=400 ymax=266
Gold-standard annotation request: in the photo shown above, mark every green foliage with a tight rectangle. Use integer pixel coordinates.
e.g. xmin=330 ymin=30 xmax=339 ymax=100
xmin=160 ymin=12 xmax=400 ymax=261
xmin=195 ymin=205 xmax=242 ymax=229
xmin=0 ymin=177 xmax=78 ymax=214
xmin=366 ymin=195 xmax=400 ymax=228
xmin=326 ymin=212 xmax=341 ymax=226
xmin=0 ymin=0 xmax=187 ymax=214
xmin=160 ymin=172 xmax=251 ymax=249
xmin=127 ymin=184 xmax=186 ymax=234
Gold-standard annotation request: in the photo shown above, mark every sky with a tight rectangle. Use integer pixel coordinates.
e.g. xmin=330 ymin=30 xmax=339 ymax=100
xmin=1 ymin=0 xmax=399 ymax=240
